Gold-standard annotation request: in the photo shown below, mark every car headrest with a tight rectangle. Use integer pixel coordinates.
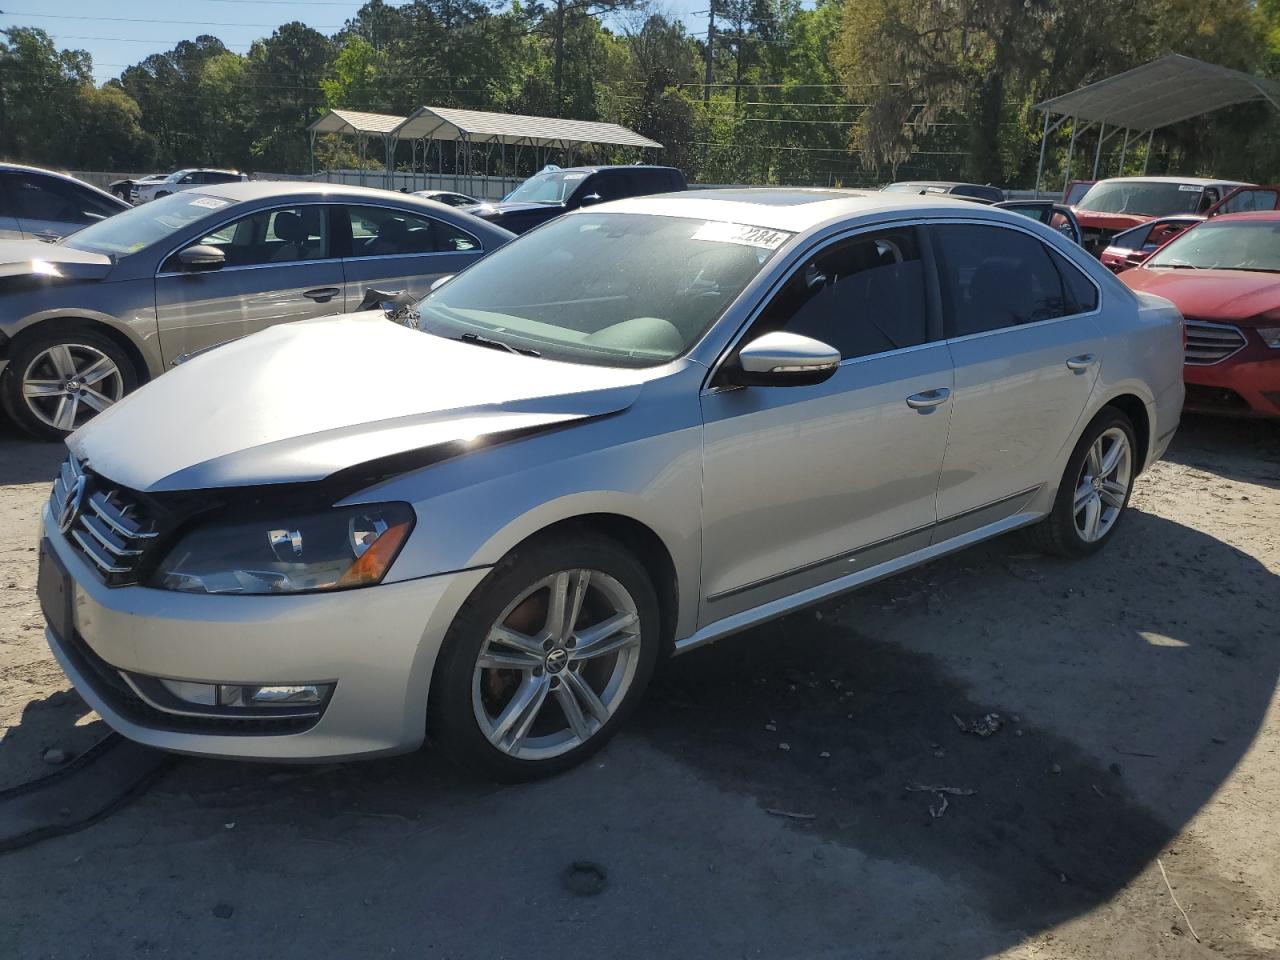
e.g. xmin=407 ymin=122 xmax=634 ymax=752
xmin=273 ymin=211 xmax=306 ymax=243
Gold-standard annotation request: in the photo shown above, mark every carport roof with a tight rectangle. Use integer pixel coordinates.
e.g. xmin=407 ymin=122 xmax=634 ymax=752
xmin=308 ymin=109 xmax=405 ymax=136
xmin=1034 ymin=54 xmax=1280 ymax=132
xmin=394 ymin=105 xmax=662 ymax=149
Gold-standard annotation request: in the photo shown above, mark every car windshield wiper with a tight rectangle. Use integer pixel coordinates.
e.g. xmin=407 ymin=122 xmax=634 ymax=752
xmin=458 ymin=332 xmax=540 ymax=357
xmin=1219 ymin=266 xmax=1280 ymax=273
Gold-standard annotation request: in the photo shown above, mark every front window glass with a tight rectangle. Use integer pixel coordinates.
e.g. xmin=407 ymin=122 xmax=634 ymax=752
xmin=1077 ymin=181 xmax=1209 ymax=217
xmin=503 ymin=170 xmax=589 ymax=205
xmin=415 ymin=213 xmax=790 ymax=367
xmin=174 ymin=205 xmax=329 ymax=268
xmin=62 ymin=192 xmax=232 ymax=256
xmin=754 ymin=229 xmax=930 ymax=360
xmin=1147 ymin=220 xmax=1280 ymax=272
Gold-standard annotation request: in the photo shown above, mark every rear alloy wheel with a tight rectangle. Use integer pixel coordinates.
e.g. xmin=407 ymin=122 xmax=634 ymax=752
xmin=1025 ymin=407 xmax=1137 ymax=558
xmin=1 ymin=331 xmax=136 ymax=440
xmin=430 ymin=533 xmax=660 ymax=781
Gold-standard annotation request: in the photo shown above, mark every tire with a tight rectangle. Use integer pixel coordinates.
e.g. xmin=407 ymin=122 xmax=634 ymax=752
xmin=428 ymin=529 xmax=661 ymax=782
xmin=1024 ymin=407 xmax=1137 ymax=558
xmin=0 ymin=328 xmax=138 ymax=441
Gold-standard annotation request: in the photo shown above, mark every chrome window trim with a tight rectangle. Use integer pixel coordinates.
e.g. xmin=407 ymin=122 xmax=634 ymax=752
xmin=156 ymin=256 xmax=343 ymax=280
xmin=701 ymin=215 xmax=937 ymax=394
xmin=340 ymin=249 xmax=478 ymax=264
xmin=924 ymin=217 xmax=1105 ymax=346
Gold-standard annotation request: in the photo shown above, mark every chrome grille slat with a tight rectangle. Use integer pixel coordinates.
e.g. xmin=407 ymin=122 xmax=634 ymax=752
xmin=70 ymin=529 xmax=132 ymax=575
xmin=88 ymin=491 xmax=158 ymax=539
xmin=51 ymin=456 xmax=160 ymax=584
xmin=1184 ymin=319 xmax=1247 ymax=365
xmin=79 ymin=512 xmax=144 ymax=557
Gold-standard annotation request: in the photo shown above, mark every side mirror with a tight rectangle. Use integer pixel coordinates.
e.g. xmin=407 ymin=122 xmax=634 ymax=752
xmin=178 ymin=245 xmax=225 ymax=271
xmin=577 ymin=192 xmax=604 ymax=207
xmin=430 ymin=274 xmax=454 ymax=292
xmin=728 ymin=332 xmax=840 ymax=387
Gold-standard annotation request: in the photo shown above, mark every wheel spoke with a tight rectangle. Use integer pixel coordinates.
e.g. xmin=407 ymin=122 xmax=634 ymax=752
xmin=1082 ymin=494 xmax=1102 ymax=541
xmin=489 ymin=675 xmax=549 ymax=748
xmin=51 ymin=396 xmax=78 ymax=431
xmin=543 ymin=571 xmax=572 ymax=639
xmin=1073 ymin=479 xmax=1094 ymax=514
xmin=46 ymin=345 xmax=76 ymax=378
xmin=488 ymin=624 xmax=543 ymax=657
xmin=1100 ymin=480 xmax=1127 ymax=510
xmin=554 ymin=682 xmax=591 ymax=742
xmin=21 ymin=379 xmax=64 ymax=398
xmin=573 ymin=611 xmax=640 ymax=660
xmin=1098 ymin=437 xmax=1126 ymax=478
xmin=564 ymin=669 xmax=611 ymax=725
xmin=564 ymin=570 xmax=590 ymax=642
xmin=477 ymin=648 xmax=541 ymax=671
xmin=78 ymin=388 xmax=114 ymax=413
xmin=76 ymin=356 xmax=117 ymax=386
xmin=1087 ymin=441 xmax=1103 ymax=477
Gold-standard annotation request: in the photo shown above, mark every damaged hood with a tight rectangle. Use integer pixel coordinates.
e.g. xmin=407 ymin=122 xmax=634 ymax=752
xmin=70 ymin=312 xmax=656 ymax=492
xmin=0 ymin=240 xmax=114 ymax=281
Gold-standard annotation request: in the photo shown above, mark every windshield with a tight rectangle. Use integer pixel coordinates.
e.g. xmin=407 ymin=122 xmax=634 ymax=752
xmin=502 ymin=170 xmax=590 ymax=205
xmin=1077 ymin=181 xmax=1209 ymax=217
xmin=414 ymin=213 xmax=791 ymax=367
xmin=1147 ymin=219 xmax=1280 ymax=272
xmin=61 ymin=192 xmax=230 ymax=257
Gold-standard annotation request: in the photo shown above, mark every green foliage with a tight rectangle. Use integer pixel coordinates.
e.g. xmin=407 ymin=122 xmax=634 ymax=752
xmin=4 ymin=0 xmax=1280 ymax=186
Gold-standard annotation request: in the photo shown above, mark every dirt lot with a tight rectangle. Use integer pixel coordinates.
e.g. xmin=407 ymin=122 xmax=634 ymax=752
xmin=0 ymin=414 xmax=1277 ymax=960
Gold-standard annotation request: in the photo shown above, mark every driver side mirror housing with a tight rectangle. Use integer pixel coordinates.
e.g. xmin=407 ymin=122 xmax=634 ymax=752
xmin=177 ymin=245 xmax=225 ymax=271
xmin=726 ymin=332 xmax=840 ymax=387
xmin=577 ymin=192 xmax=604 ymax=207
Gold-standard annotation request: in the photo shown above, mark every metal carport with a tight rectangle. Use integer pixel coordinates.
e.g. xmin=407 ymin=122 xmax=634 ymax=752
xmin=1032 ymin=54 xmax=1280 ymax=194
xmin=308 ymin=106 xmax=663 ymax=192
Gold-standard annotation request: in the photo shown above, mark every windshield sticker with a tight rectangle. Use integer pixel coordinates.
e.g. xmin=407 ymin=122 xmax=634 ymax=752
xmin=1178 ymin=184 xmax=1202 ymax=192
xmin=189 ymin=196 xmax=230 ymax=209
xmin=692 ymin=221 xmax=790 ymax=250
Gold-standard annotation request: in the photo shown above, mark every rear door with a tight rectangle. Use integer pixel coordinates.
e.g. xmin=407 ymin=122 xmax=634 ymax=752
xmin=928 ymin=221 xmax=1105 ymax=537
xmin=153 ymin=203 xmax=343 ymax=363
xmin=1206 ymin=186 xmax=1280 ymax=217
xmin=338 ymin=203 xmax=487 ymax=309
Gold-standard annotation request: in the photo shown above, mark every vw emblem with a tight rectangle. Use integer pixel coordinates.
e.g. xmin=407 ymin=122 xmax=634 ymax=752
xmin=545 ymin=648 xmax=569 ymax=674
xmin=57 ymin=474 xmax=86 ymax=534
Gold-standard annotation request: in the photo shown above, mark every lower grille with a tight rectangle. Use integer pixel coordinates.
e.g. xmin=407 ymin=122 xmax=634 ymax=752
xmin=1185 ymin=319 xmax=1247 ymax=365
xmin=51 ymin=458 xmax=159 ymax=585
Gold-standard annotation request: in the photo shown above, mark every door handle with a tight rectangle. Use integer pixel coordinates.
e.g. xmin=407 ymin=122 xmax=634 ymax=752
xmin=905 ymin=388 xmax=950 ymax=410
xmin=303 ymin=287 xmax=341 ymax=303
xmin=1065 ymin=354 xmax=1097 ymax=372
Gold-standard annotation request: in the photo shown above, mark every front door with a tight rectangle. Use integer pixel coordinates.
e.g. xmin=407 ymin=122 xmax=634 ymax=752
xmin=338 ymin=204 xmax=487 ymax=310
xmin=928 ymin=221 xmax=1105 ymax=536
xmin=154 ymin=203 xmax=343 ymax=364
xmin=699 ymin=226 xmax=954 ymax=625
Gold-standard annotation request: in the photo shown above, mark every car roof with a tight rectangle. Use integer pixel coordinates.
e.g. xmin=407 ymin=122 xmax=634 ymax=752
xmin=193 ymin=180 xmax=465 ymax=203
xmin=599 ymin=187 xmax=1028 ymax=233
xmin=1092 ymin=176 xmax=1250 ymax=187
xmin=0 ymin=162 xmax=128 ymax=202
xmin=1199 ymin=210 xmax=1280 ymax=223
xmin=542 ymin=165 xmax=680 ymax=174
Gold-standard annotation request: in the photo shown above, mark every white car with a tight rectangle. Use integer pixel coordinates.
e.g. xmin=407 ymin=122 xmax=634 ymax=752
xmin=412 ymin=189 xmax=482 ymax=208
xmin=133 ymin=169 xmax=247 ymax=203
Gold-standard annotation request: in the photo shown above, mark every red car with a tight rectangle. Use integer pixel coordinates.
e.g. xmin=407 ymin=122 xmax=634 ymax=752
xmin=1121 ymin=211 xmax=1280 ymax=418
xmin=1072 ymin=177 xmax=1250 ymax=254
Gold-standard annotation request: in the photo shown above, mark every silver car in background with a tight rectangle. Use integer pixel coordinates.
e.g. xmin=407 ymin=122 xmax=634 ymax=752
xmin=0 ymin=182 xmax=513 ymax=438
xmin=38 ymin=189 xmax=1184 ymax=781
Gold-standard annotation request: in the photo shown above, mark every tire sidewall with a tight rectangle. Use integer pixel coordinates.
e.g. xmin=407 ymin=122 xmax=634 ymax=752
xmin=1 ymin=329 xmax=138 ymax=441
xmin=429 ymin=533 xmax=661 ymax=782
xmin=1054 ymin=409 xmax=1137 ymax=557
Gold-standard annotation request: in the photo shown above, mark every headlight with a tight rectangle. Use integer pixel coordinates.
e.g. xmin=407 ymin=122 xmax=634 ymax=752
xmin=1256 ymin=326 xmax=1280 ymax=348
xmin=151 ymin=502 xmax=414 ymax=595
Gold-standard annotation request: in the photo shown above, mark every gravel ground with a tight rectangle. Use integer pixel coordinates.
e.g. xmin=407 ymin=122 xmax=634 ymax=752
xmin=0 ymin=413 xmax=1277 ymax=959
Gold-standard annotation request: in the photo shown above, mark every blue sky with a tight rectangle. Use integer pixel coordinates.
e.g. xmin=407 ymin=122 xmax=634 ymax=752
xmin=2 ymin=0 xmax=711 ymax=84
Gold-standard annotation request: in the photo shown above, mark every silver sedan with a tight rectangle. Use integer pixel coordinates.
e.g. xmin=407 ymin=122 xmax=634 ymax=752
xmin=38 ymin=189 xmax=1184 ymax=781
xmin=0 ymin=181 xmax=513 ymax=439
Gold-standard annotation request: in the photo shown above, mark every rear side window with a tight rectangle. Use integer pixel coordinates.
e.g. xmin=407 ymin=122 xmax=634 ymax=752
xmin=933 ymin=224 xmax=1085 ymax=336
xmin=754 ymin=228 xmax=930 ymax=360
xmin=1214 ymin=188 xmax=1279 ymax=215
xmin=344 ymin=205 xmax=480 ymax=257
xmin=3 ymin=174 xmax=120 ymax=225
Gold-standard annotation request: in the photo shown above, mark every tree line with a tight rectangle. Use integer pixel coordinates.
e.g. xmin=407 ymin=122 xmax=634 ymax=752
xmin=2 ymin=0 xmax=1279 ymax=189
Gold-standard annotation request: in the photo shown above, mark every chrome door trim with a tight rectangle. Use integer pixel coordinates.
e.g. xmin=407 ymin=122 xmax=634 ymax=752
xmin=339 ymin=249 xmax=480 ymax=263
xmin=678 ymin=508 xmax=1044 ymax=655
xmin=700 ymin=216 xmax=938 ymax=394
xmin=931 ymin=485 xmax=1042 ymax=543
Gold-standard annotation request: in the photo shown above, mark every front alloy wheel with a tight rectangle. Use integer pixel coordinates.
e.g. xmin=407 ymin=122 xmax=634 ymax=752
xmin=429 ymin=531 xmax=660 ymax=781
xmin=473 ymin=569 xmax=641 ymax=761
xmin=22 ymin=343 xmax=124 ymax=433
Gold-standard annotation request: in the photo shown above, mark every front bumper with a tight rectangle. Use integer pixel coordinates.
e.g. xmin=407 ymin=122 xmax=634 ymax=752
xmin=41 ymin=507 xmax=489 ymax=761
xmin=1185 ymin=342 xmax=1280 ymax=418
